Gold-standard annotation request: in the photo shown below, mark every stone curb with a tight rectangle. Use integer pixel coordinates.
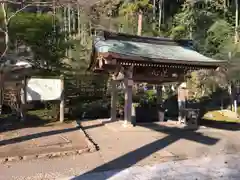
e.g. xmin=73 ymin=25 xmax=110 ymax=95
xmin=76 ymin=121 xmax=99 ymax=152
xmin=105 ymin=124 xmax=199 ymax=132
xmin=0 ymin=147 xmax=90 ymax=164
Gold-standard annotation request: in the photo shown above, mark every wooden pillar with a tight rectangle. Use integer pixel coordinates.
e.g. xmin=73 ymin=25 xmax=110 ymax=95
xmin=0 ymin=71 xmax=3 ymax=115
xmin=156 ymin=85 xmax=164 ymax=122
xmin=60 ymin=75 xmax=64 ymax=123
xmin=110 ymin=80 xmax=117 ymax=121
xmin=123 ymin=67 xmax=133 ymax=127
xmin=156 ymin=85 xmax=165 ymax=121
xmin=123 ymin=79 xmax=133 ymax=126
xmin=20 ymin=76 xmax=27 ymax=122
xmin=156 ymin=85 xmax=162 ymax=105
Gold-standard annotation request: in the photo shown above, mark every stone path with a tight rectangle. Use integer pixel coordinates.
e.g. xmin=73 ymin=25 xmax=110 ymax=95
xmin=0 ymin=122 xmax=89 ymax=162
xmin=0 ymin=119 xmax=239 ymax=180
xmin=63 ymin=153 xmax=240 ymax=180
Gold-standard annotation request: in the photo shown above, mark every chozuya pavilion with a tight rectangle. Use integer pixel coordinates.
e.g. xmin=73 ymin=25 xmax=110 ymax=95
xmin=88 ymin=30 xmax=227 ymax=127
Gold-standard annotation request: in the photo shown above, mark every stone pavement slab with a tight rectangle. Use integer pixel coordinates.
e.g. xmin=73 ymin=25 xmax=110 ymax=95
xmin=60 ymin=153 xmax=240 ymax=180
xmin=0 ymin=119 xmax=239 ymax=180
xmin=0 ymin=122 xmax=89 ymax=161
xmin=103 ymin=120 xmax=198 ymax=132
xmin=80 ymin=119 xmax=240 ymax=164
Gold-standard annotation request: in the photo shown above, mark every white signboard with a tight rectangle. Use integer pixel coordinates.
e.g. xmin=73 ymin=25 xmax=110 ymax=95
xmin=26 ymin=78 xmax=62 ymax=101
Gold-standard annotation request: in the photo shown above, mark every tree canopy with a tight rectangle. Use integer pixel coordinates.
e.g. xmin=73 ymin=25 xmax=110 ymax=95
xmin=88 ymin=0 xmax=240 ymax=99
xmin=0 ymin=0 xmax=239 ymax=99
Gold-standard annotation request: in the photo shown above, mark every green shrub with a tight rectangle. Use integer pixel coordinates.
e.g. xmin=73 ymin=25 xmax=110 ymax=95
xmin=71 ymin=99 xmax=110 ymax=119
xmin=139 ymin=90 xmax=157 ymax=107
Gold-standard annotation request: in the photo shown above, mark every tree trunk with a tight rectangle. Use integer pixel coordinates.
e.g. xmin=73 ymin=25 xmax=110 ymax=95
xmin=77 ymin=6 xmax=81 ymax=39
xmin=68 ymin=4 xmax=72 ymax=58
xmin=53 ymin=0 xmax=56 ymax=35
xmin=235 ymin=0 xmax=239 ymax=44
xmin=63 ymin=7 xmax=68 ymax=56
xmin=152 ymin=0 xmax=156 ymax=30
xmin=158 ymin=0 xmax=162 ymax=32
xmin=0 ymin=3 xmax=9 ymax=60
xmin=137 ymin=11 xmax=142 ymax=36
xmin=0 ymin=3 xmax=7 ymax=115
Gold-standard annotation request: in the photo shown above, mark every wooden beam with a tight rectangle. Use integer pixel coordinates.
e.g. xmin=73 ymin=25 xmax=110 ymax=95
xmin=97 ymin=52 xmax=225 ymax=68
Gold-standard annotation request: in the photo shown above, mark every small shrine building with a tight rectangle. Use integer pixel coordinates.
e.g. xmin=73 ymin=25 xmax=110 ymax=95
xmin=88 ymin=31 xmax=227 ymax=126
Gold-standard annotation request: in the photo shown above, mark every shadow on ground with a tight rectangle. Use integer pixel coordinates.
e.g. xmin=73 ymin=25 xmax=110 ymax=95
xmin=72 ymin=120 xmax=220 ymax=180
xmin=0 ymin=118 xmax=89 ymax=159
xmin=0 ymin=108 xmax=79 ymax=148
xmin=0 ymin=111 xmax=74 ymax=133
xmin=0 ymin=126 xmax=79 ymax=147
xmin=200 ymin=119 xmax=240 ymax=131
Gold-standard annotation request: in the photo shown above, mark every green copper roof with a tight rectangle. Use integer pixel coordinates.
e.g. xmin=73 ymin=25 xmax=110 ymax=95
xmin=93 ymin=33 xmax=226 ymax=66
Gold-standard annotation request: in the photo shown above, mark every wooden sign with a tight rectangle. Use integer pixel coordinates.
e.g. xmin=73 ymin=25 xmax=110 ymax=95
xmin=133 ymin=66 xmax=183 ymax=83
xmin=151 ymin=69 xmax=169 ymax=77
xmin=24 ymin=78 xmax=62 ymax=101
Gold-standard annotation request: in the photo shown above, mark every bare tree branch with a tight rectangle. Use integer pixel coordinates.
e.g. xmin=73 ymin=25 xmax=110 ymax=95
xmin=0 ymin=2 xmax=35 ymax=60
xmin=7 ymin=4 xmax=33 ymax=23
xmin=2 ymin=0 xmax=100 ymax=7
xmin=0 ymin=0 xmax=99 ymax=60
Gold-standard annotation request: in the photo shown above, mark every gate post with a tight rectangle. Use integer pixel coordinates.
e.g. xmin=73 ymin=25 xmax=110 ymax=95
xmin=123 ymin=66 xmax=134 ymax=127
xmin=0 ymin=71 xmax=3 ymax=115
xmin=20 ymin=76 xmax=27 ymax=122
xmin=60 ymin=75 xmax=65 ymax=123
xmin=156 ymin=85 xmax=162 ymax=105
xmin=110 ymin=80 xmax=117 ymax=121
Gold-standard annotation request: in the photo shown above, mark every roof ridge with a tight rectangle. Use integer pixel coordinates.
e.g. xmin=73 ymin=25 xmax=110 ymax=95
xmin=99 ymin=30 xmax=193 ymax=47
